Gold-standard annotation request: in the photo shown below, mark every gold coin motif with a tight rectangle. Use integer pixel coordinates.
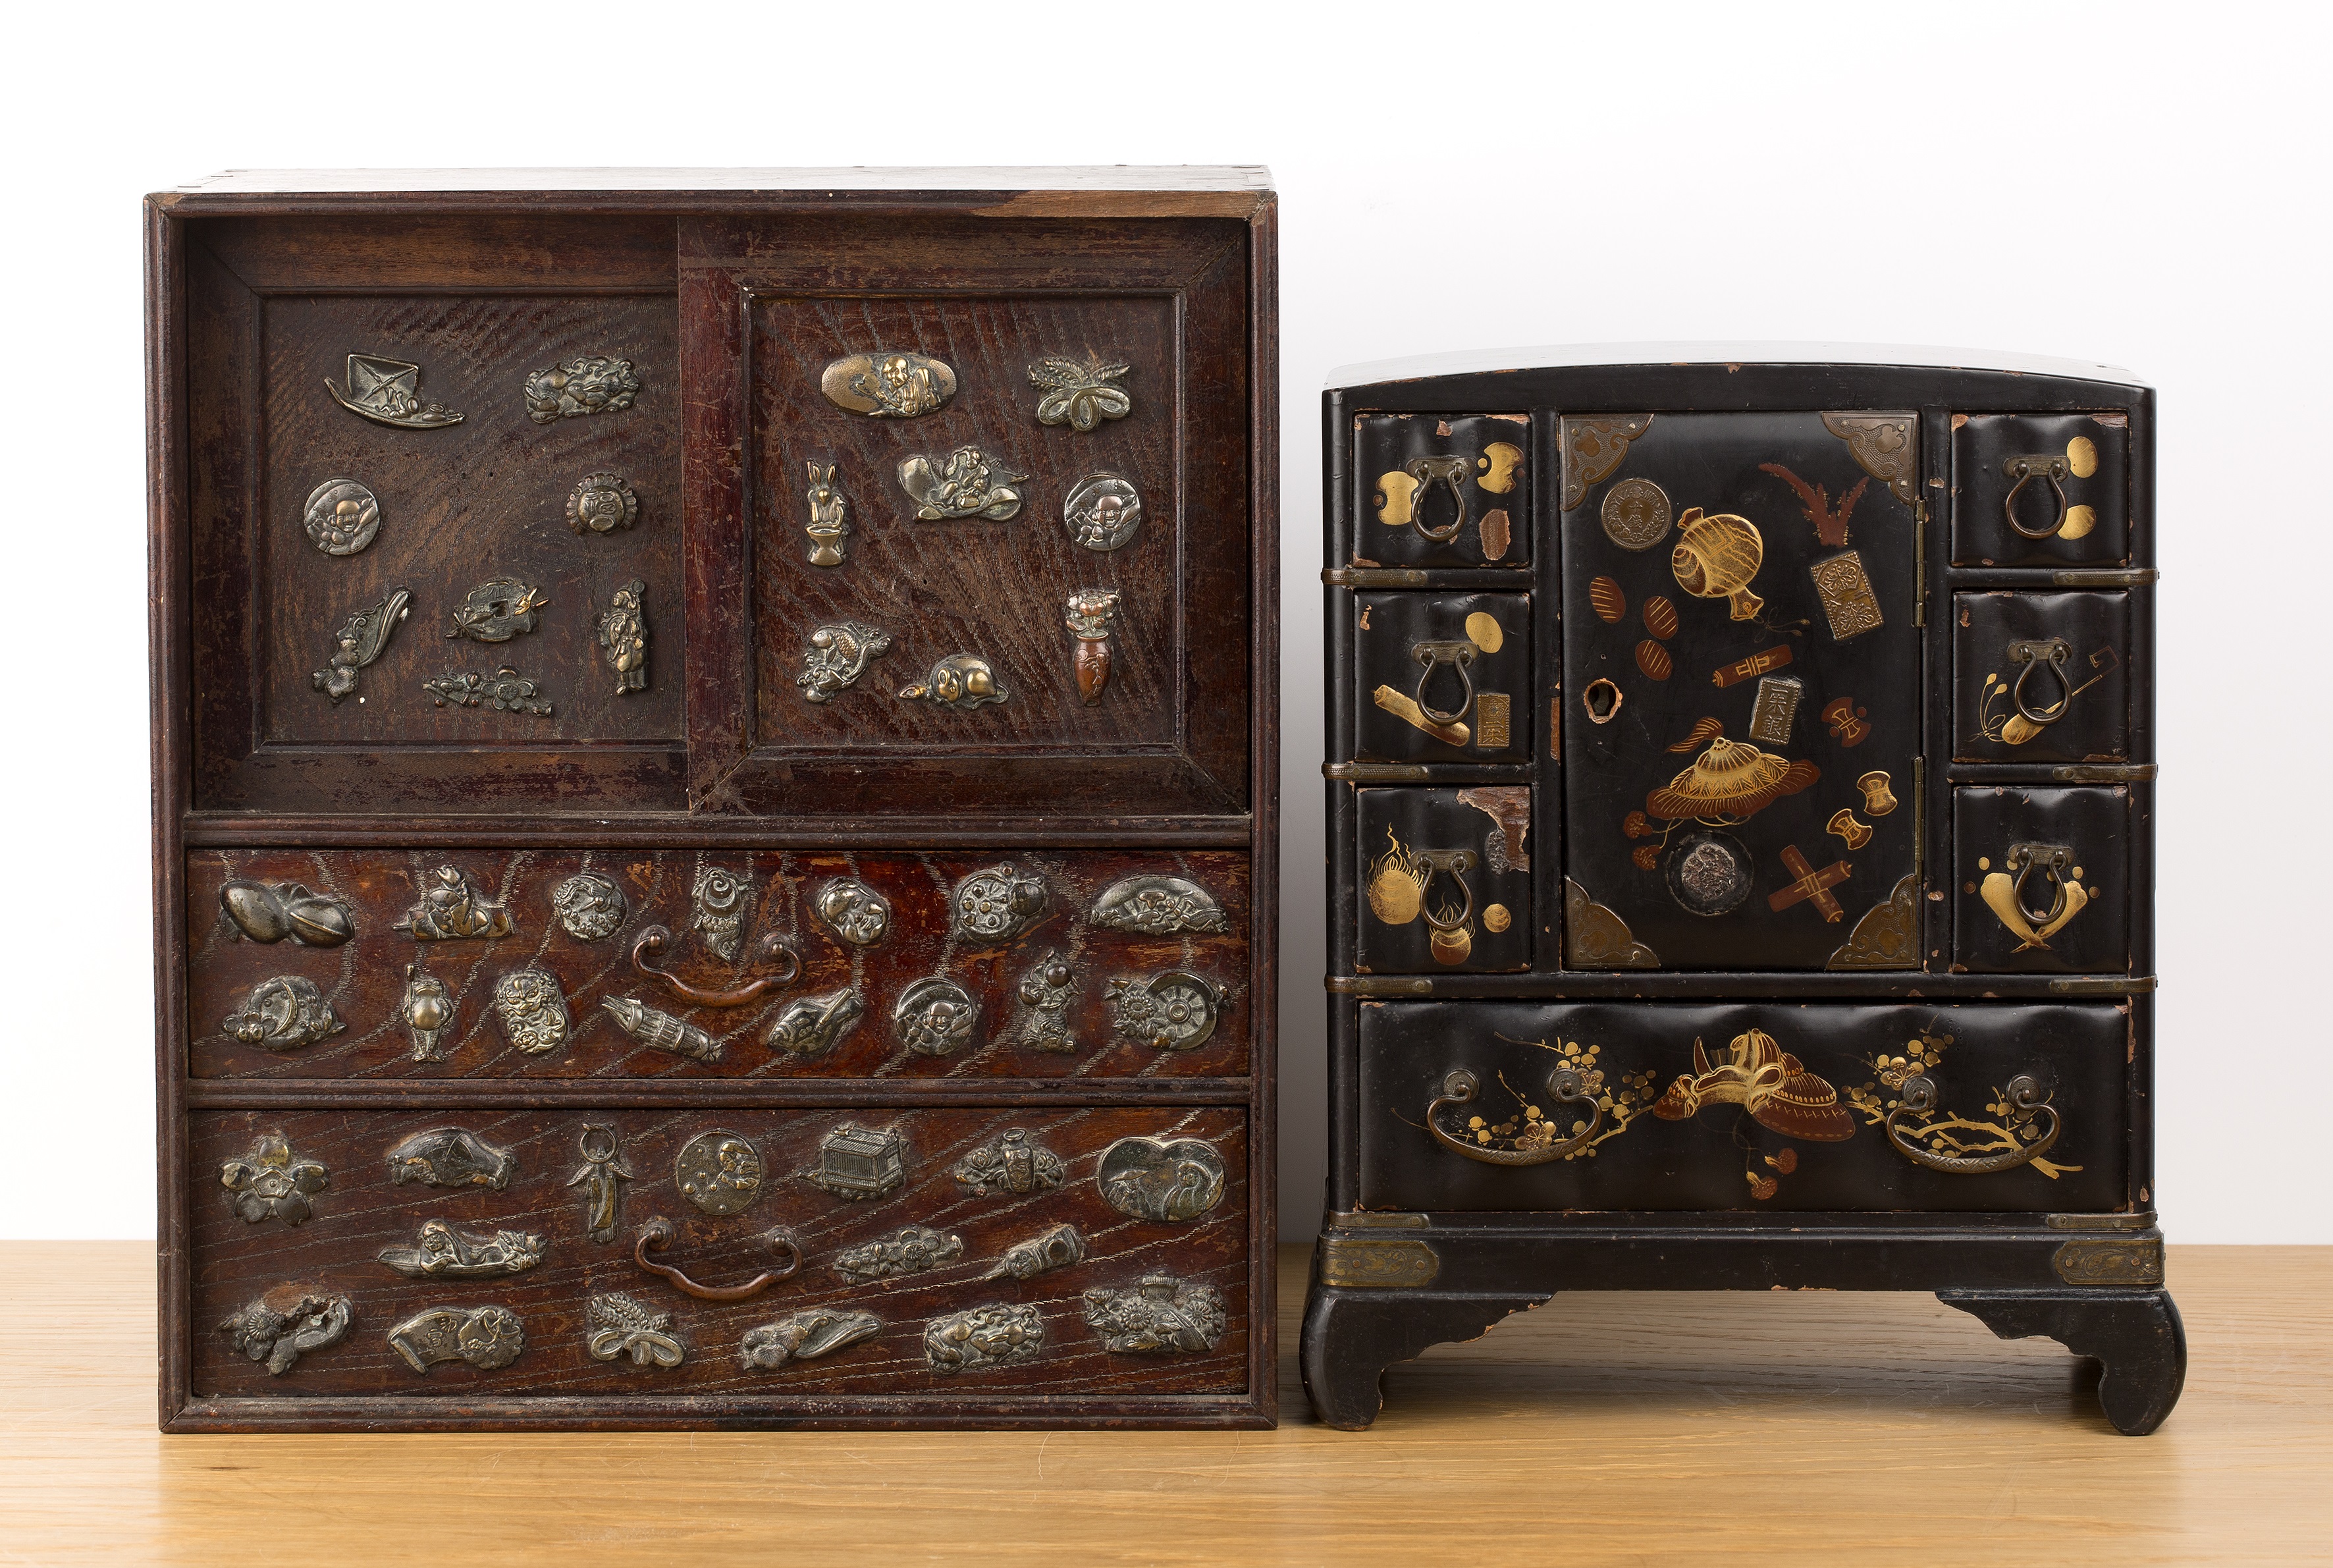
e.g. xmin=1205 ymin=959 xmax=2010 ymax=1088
xmin=1464 ymin=612 xmax=1505 ymax=653
xmin=1601 ymin=477 xmax=1673 ymax=551
xmin=1483 ymin=904 xmax=1513 ymax=934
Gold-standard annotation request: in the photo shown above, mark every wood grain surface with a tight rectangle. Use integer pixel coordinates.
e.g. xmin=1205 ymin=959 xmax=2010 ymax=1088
xmin=5 ymin=1244 xmax=2326 ymax=1563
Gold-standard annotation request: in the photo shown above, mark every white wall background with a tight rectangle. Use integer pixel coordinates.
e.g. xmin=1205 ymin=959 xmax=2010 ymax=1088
xmin=1 ymin=2 xmax=2324 ymax=1244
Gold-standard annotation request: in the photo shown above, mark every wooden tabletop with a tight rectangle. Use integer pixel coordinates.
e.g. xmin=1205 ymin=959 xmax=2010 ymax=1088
xmin=4 ymin=1243 xmax=2326 ymax=1563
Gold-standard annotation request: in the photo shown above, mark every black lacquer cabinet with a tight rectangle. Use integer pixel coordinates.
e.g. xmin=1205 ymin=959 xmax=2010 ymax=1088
xmin=1303 ymin=350 xmax=2179 ymax=1434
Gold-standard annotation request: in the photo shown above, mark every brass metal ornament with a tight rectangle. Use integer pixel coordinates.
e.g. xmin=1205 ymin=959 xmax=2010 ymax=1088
xmin=1746 ymin=675 xmax=1804 ymax=745
xmin=820 ymin=350 xmax=956 ymax=418
xmin=387 ymin=1127 xmax=517 ymax=1191
xmin=689 ymin=865 xmax=751 ymax=960
xmin=400 ymin=963 xmax=452 ymax=1062
xmin=952 ymin=1129 xmax=1067 ymax=1198
xmin=1083 ymin=1273 xmax=1227 ymax=1355
xmin=220 ymin=1133 xmax=330 ymax=1226
xmin=674 ymin=1129 xmax=764 ymax=1215
xmin=1067 ymin=588 xmax=1120 ymax=703
xmin=1108 ymin=971 xmax=1222 ymax=1051
xmin=220 ymin=1285 xmax=354 ymax=1375
xmin=550 ymin=871 xmax=627 ymax=941
xmin=1064 ymin=473 xmax=1144 ymax=552
xmin=1030 ymin=353 xmax=1133 ymax=431
xmin=1819 ymin=411 xmax=1919 ymax=505
xmin=814 ymin=877 xmax=892 ymax=946
xmin=600 ymin=995 xmax=721 ymax=1062
xmin=834 ymin=1226 xmax=963 ymax=1285
xmin=1559 ymin=414 xmax=1654 ymax=512
xmin=492 ymin=968 xmax=570 ymax=1054
xmin=952 ymin=863 xmax=1048 ymax=942
xmin=587 ymin=1291 xmax=685 ymax=1368
xmin=566 ymin=472 xmax=639 ymax=535
xmin=303 ymin=477 xmax=381 ymax=556
xmin=1826 ymin=872 xmax=1921 ymax=971
xmin=1810 ymin=549 xmax=1885 ymax=641
xmin=898 ymin=445 xmax=1025 ymax=521
xmin=327 ymin=353 xmax=464 ymax=429
xmin=524 ymin=355 xmax=639 ymax=424
xmin=1013 ymin=952 xmax=1080 ymax=1053
xmin=1600 ymin=476 xmax=1673 ymax=551
xmin=1317 ymin=1234 xmax=1441 ymax=1289
xmin=988 ymin=1222 xmax=1088 ymax=1281
xmin=1886 ymin=1073 xmax=2062 ymax=1173
xmin=2002 ymin=451 xmax=2072 ymax=537
xmin=898 ymin=652 xmax=1008 ymax=710
xmin=597 ymin=578 xmax=649 ymax=696
xmin=924 ymin=1303 xmax=1045 ymax=1374
xmin=893 ymin=976 xmax=979 ymax=1055
xmin=763 ymin=987 xmax=864 ymax=1058
xmin=1564 ymin=877 xmax=1659 ymax=968
xmin=447 ymin=576 xmax=548 ymax=644
xmin=397 ymin=865 xmax=515 ymax=940
xmin=220 ymin=880 xmax=353 ymax=946
xmin=1096 ymin=1135 xmax=1226 ymax=1222
xmin=1426 ymin=1066 xmax=1603 ymax=1166
xmin=423 ymin=666 xmax=554 ymax=716
xmin=1089 ymin=875 xmax=1228 ymax=935
xmin=1376 ymin=454 xmax=1471 ymax=541
xmin=312 ymin=587 xmax=411 ymax=703
xmin=805 ymin=1122 xmax=908 ymax=1201
xmin=803 ymin=462 xmax=849 ymax=565
xmin=222 ymin=975 xmax=344 ymax=1051
xmin=1664 ymin=830 xmax=1754 ymax=917
xmin=1981 ymin=842 xmax=2089 ymax=950
xmin=387 ymin=1305 xmax=525 ymax=1373
xmin=797 ymin=620 xmax=892 ymax=703
xmin=566 ymin=1124 xmax=631 ymax=1243
xmin=741 ymin=1309 xmax=882 ymax=1370
xmin=377 ymin=1221 xmax=546 ymax=1280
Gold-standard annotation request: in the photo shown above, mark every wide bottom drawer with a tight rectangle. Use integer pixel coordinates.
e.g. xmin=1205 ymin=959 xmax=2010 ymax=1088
xmin=188 ymin=1105 xmax=1248 ymax=1406
xmin=1356 ymin=1001 xmax=2129 ymax=1212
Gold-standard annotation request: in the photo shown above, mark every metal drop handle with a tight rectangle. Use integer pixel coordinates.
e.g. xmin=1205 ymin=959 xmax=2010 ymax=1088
xmin=633 ymin=1215 xmax=799 ymax=1301
xmin=2008 ymin=638 xmax=2075 ymax=726
xmin=1407 ymin=456 xmax=1471 ymax=543
xmin=1885 ymin=1073 xmax=2063 ymax=1174
xmin=2001 ymin=453 xmax=2071 ymax=539
xmin=1414 ymin=850 xmax=1477 ymax=934
xmin=2006 ymin=842 xmax=2074 ymax=927
xmin=1425 ymin=1067 xmax=1603 ymax=1166
xmin=1410 ymin=639 xmax=1478 ymax=724
xmin=630 ymin=925 xmax=800 ymax=1007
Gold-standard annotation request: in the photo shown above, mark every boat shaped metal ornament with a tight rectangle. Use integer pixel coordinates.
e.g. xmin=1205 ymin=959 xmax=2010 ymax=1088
xmin=326 ymin=354 xmax=465 ymax=429
xmin=1645 ymin=736 xmax=1820 ymax=824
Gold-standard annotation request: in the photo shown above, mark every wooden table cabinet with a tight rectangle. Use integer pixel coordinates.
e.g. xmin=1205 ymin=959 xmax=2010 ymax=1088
xmin=146 ymin=169 xmax=1278 ymax=1430
xmin=1302 ymin=349 xmax=2181 ymax=1434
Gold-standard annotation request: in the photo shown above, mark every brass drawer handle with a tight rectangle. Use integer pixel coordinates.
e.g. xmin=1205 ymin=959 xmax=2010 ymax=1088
xmin=630 ymin=925 xmax=799 ymax=1007
xmin=1426 ymin=1067 xmax=1602 ymax=1166
xmin=1407 ymin=456 xmax=1471 ymax=542
xmin=1410 ymin=639 xmax=1478 ymax=724
xmin=2006 ymin=842 xmax=2074 ymax=927
xmin=1885 ymin=1073 xmax=2062 ymax=1174
xmin=2007 ymin=637 xmax=2075 ymax=726
xmin=633 ymin=1215 xmax=800 ymax=1301
xmin=1414 ymin=850 xmax=1476 ymax=933
xmin=2002 ymin=453 xmax=2071 ymax=539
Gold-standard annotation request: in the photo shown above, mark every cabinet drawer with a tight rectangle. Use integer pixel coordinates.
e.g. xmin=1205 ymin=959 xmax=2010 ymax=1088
xmin=192 ymin=1105 xmax=1247 ymax=1403
xmin=1952 ymin=786 xmax=2132 ymax=973
xmin=1356 ymin=1000 xmax=2129 ymax=1212
xmin=1952 ymin=413 xmax=2130 ymax=565
xmin=1352 ymin=592 xmax=1531 ymax=762
xmin=1953 ymin=591 xmax=2131 ymax=763
xmin=190 ymin=849 xmax=1252 ymax=1080
xmin=1354 ymin=788 xmax=1534 ymax=973
xmin=1351 ymin=414 xmax=1531 ymax=567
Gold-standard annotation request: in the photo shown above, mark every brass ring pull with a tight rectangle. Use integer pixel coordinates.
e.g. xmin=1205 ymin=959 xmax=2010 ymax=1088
xmin=2001 ymin=454 xmax=2071 ymax=539
xmin=1886 ymin=1073 xmax=2062 ymax=1174
xmin=630 ymin=925 xmax=800 ymax=1007
xmin=2008 ymin=638 xmax=2075 ymax=726
xmin=1425 ymin=1067 xmax=1603 ymax=1166
xmin=2006 ymin=842 xmax=2074 ymax=927
xmin=1414 ymin=850 xmax=1476 ymax=933
xmin=1407 ymin=456 xmax=1471 ymax=543
xmin=1410 ymin=639 xmax=1478 ymax=725
xmin=633 ymin=1215 xmax=801 ymax=1301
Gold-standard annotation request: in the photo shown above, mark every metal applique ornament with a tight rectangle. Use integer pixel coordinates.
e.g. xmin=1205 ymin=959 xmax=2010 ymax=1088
xmin=221 ymin=1133 xmax=330 ymax=1226
xmin=1089 ymin=875 xmax=1229 ymax=935
xmin=952 ymin=863 xmax=1048 ymax=942
xmin=689 ymin=865 xmax=751 ymax=960
xmin=802 ymin=461 xmax=849 ymax=566
xmin=952 ymin=1129 xmax=1066 ymax=1198
xmin=1669 ymin=507 xmax=1766 ymax=621
xmin=893 ymin=977 xmax=979 ymax=1056
xmin=1108 ymin=971 xmax=1221 ymax=1051
xmin=833 ymin=1225 xmax=963 ymax=1284
xmin=1063 ymin=473 xmax=1143 ymax=552
xmin=550 ymin=871 xmax=627 ymax=940
xmin=222 ymin=975 xmax=344 ymax=1052
xmin=400 ymin=963 xmax=453 ymax=1061
xmin=601 ymin=995 xmax=721 ymax=1062
xmin=447 ymin=576 xmax=548 ymax=643
xmin=220 ymin=1285 xmax=354 ymax=1375
xmin=675 ymin=1129 xmax=764 ymax=1215
xmin=804 ymin=1122 xmax=907 ymax=1201
xmin=1030 ymin=354 xmax=1133 ymax=431
xmin=987 ymin=1222 xmax=1088 ymax=1281
xmin=1082 ymin=1272 xmax=1227 ymax=1355
xmin=388 ymin=1305 xmax=524 ymax=1373
xmin=1065 ymin=588 xmax=1120 ymax=704
xmin=302 ymin=477 xmax=381 ymax=556
xmin=312 ymin=587 xmax=411 ymax=703
xmin=923 ymin=1303 xmax=1045 ymax=1375
xmin=387 ymin=1127 xmax=517 ymax=1190
xmin=423 ymin=666 xmax=554 ymax=716
xmin=566 ymin=472 xmax=639 ymax=535
xmin=524 ymin=355 xmax=639 ymax=423
xmin=764 ymin=987 xmax=864 ymax=1058
xmin=596 ymin=577 xmax=649 ymax=696
xmin=897 ymin=445 xmax=1025 ymax=521
xmin=327 ymin=353 xmax=463 ymax=429
xmin=220 ymin=879 xmax=354 ymax=947
xmin=1097 ymin=1135 xmax=1226 ymax=1222
xmin=492 ymin=968 xmax=570 ymax=1054
xmin=1013 ymin=952 xmax=1079 ymax=1053
xmin=814 ymin=877 xmax=891 ymax=946
xmin=797 ymin=621 xmax=892 ymax=703
xmin=377 ymin=1220 xmax=546 ymax=1279
xmin=741 ymin=1309 xmax=882 ymax=1370
xmin=398 ymin=865 xmax=514 ymax=940
xmin=587 ymin=1291 xmax=685 ymax=1368
xmin=820 ymin=350 xmax=956 ymax=418
xmin=567 ymin=1123 xmax=631 ymax=1243
xmin=898 ymin=653 xmax=1009 ymax=710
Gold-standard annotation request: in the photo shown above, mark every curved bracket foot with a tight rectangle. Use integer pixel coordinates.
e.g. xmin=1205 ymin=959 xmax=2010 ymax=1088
xmin=1300 ymin=1283 xmax=1547 ymax=1430
xmin=1938 ymin=1287 xmax=2187 ymax=1435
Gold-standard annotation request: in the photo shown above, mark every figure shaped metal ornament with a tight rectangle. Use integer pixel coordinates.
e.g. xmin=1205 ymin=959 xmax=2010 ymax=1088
xmin=1089 ymin=875 xmax=1229 ymax=935
xmin=1065 ymin=588 xmax=1120 ymax=705
xmin=221 ymin=1285 xmax=354 ymax=1375
xmin=676 ymin=1129 xmax=764 ymax=1214
xmin=221 ymin=975 xmax=344 ymax=1052
xmin=1062 ymin=473 xmax=1143 ymax=552
xmin=1669 ymin=508 xmax=1766 ymax=621
xmin=898 ymin=653 xmax=1009 ymax=710
xmin=448 ymin=576 xmax=548 ymax=643
xmin=814 ymin=877 xmax=891 ymax=946
xmin=897 ymin=445 xmax=1025 ymax=521
xmin=797 ymin=621 xmax=892 ymax=703
xmin=893 ymin=977 xmax=979 ymax=1056
xmin=397 ymin=865 xmax=515 ymax=940
xmin=592 ymin=576 xmax=649 ymax=696
xmin=601 ymin=995 xmax=721 ymax=1062
xmin=388 ymin=1305 xmax=525 ymax=1373
xmin=388 ymin=1127 xmax=518 ymax=1190
xmin=566 ymin=472 xmax=639 ymax=535
xmin=567 ymin=1124 xmax=631 ymax=1243
xmin=820 ymin=350 xmax=957 ymax=418
xmin=689 ymin=865 xmax=750 ymax=960
xmin=377 ymin=1220 xmax=547 ymax=1279
xmin=551 ymin=871 xmax=627 ymax=940
xmin=221 ymin=1133 xmax=330 ymax=1227
xmin=1030 ymin=354 xmax=1133 ymax=431
xmin=953 ymin=1129 xmax=1066 ymax=1198
xmin=804 ymin=1122 xmax=907 ymax=1201
xmin=1108 ymin=971 xmax=1221 ymax=1052
xmin=312 ymin=587 xmax=410 ymax=703
xmin=741 ymin=1309 xmax=882 ymax=1370
xmin=764 ymin=987 xmax=864 ymax=1058
xmin=327 ymin=353 xmax=464 ymax=429
xmin=924 ymin=1303 xmax=1045 ymax=1375
xmin=1082 ymin=1272 xmax=1227 ymax=1355
xmin=1096 ymin=1135 xmax=1226 ymax=1222
xmin=987 ymin=1222 xmax=1088 ymax=1281
xmin=493 ymin=968 xmax=570 ymax=1054
xmin=524 ymin=355 xmax=639 ymax=423
xmin=803 ymin=462 xmax=849 ymax=566
xmin=302 ymin=477 xmax=381 ymax=556
xmin=400 ymin=963 xmax=453 ymax=1062
xmin=587 ymin=1292 xmax=685 ymax=1368
xmin=221 ymin=879 xmax=354 ymax=947
xmin=952 ymin=863 xmax=1048 ymax=942
xmin=423 ymin=666 xmax=554 ymax=716
xmin=834 ymin=1225 xmax=964 ymax=1284
xmin=1013 ymin=952 xmax=1080 ymax=1053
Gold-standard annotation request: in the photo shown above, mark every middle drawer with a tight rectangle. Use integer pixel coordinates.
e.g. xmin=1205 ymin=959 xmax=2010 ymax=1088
xmin=190 ymin=849 xmax=1251 ymax=1080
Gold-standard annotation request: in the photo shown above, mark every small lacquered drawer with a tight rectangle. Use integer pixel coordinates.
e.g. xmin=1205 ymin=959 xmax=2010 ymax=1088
xmin=1952 ymin=786 xmax=2132 ymax=973
xmin=1351 ymin=592 xmax=1531 ymax=763
xmin=1354 ymin=1000 xmax=2130 ymax=1213
xmin=1354 ymin=788 xmax=1534 ymax=973
xmin=1952 ymin=413 xmax=2130 ymax=565
xmin=1953 ymin=590 xmax=2132 ymax=763
xmin=1351 ymin=414 xmax=1531 ymax=568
